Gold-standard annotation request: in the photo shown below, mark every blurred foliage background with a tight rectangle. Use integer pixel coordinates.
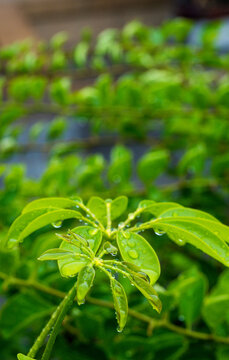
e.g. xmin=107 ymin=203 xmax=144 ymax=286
xmin=0 ymin=2 xmax=229 ymax=359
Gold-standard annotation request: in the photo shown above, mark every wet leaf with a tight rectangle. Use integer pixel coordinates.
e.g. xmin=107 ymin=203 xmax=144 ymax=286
xmin=87 ymin=197 xmax=106 ymax=225
xmin=152 ymin=217 xmax=229 ymax=266
xmin=130 ymin=275 xmax=162 ymax=313
xmin=110 ymin=278 xmax=128 ymax=332
xmin=38 ymin=248 xmax=75 ymax=261
xmin=110 ymin=196 xmax=128 ymax=220
xmin=117 ymin=230 xmax=160 ymax=284
xmin=22 ymin=197 xmax=81 ymax=213
xmin=77 ymin=265 xmax=95 ymax=305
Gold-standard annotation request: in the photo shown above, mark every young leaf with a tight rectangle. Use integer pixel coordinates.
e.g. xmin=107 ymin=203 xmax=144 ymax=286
xmin=110 ymin=196 xmax=128 ymax=220
xmin=110 ymin=278 xmax=128 ymax=332
xmin=130 ymin=275 xmax=162 ymax=313
xmin=87 ymin=197 xmax=107 ymax=225
xmin=58 ymin=241 xmax=90 ymax=278
xmin=57 ymin=226 xmax=101 ymax=277
xmin=71 ymin=226 xmax=102 ymax=254
xmin=76 ymin=265 xmax=95 ymax=305
xmin=38 ymin=248 xmax=76 ymax=261
xmin=117 ymin=231 xmax=160 ymax=284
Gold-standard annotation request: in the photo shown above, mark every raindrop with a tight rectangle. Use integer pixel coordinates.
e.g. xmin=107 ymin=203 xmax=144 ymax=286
xmin=128 ymin=249 xmax=139 ymax=259
xmin=154 ymin=229 xmax=165 ymax=236
xmin=8 ymin=238 xmax=17 ymax=248
xmin=89 ymin=229 xmax=98 ymax=236
xmin=117 ymin=326 xmax=123 ymax=333
xmin=127 ymin=240 xmax=135 ymax=248
xmin=176 ymin=239 xmax=186 ymax=246
xmin=128 ymin=213 xmax=135 ymax=221
xmin=118 ymin=222 xmax=125 ymax=228
xmin=52 ymin=220 xmax=62 ymax=229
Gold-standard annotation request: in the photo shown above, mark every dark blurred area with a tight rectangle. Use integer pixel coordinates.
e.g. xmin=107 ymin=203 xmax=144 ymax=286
xmin=1 ymin=0 xmax=229 ymax=45
xmin=176 ymin=0 xmax=229 ymax=18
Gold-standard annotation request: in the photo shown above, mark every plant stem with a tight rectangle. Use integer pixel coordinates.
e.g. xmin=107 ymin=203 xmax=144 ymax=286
xmin=41 ymin=282 xmax=77 ymax=360
xmin=1 ymin=271 xmax=229 ymax=345
xmin=106 ymin=201 xmax=112 ymax=237
xmin=27 ymin=282 xmax=77 ymax=359
xmin=77 ymin=202 xmax=105 ymax=232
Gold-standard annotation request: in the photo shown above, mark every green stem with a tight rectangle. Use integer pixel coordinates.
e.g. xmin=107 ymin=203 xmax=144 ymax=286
xmin=41 ymin=282 xmax=77 ymax=360
xmin=111 ymin=208 xmax=143 ymax=238
xmin=77 ymin=202 xmax=105 ymax=232
xmin=27 ymin=282 xmax=76 ymax=359
xmin=106 ymin=201 xmax=112 ymax=237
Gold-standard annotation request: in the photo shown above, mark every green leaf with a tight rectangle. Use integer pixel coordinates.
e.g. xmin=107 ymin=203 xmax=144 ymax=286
xmin=58 ymin=226 xmax=101 ymax=277
xmin=169 ymin=269 xmax=207 ymax=329
xmin=50 ymin=31 xmax=68 ymax=49
xmin=0 ymin=292 xmax=53 ymax=338
xmin=110 ymin=196 xmax=128 ymax=220
xmin=7 ymin=208 xmax=52 ymax=247
xmin=139 ymin=201 xmax=183 ymax=216
xmin=74 ymin=42 xmax=89 ymax=67
xmin=17 ymin=354 xmax=35 ymax=360
xmin=152 ymin=217 xmax=229 ymax=266
xmin=110 ymin=278 xmax=128 ymax=332
xmin=178 ymin=144 xmax=207 ymax=175
xmin=203 ymin=269 xmax=229 ymax=330
xmin=71 ymin=226 xmax=102 ymax=254
xmin=87 ymin=197 xmax=106 ymax=225
xmin=108 ymin=145 xmax=132 ymax=186
xmin=117 ymin=230 xmax=160 ymax=284
xmin=76 ymin=265 xmax=95 ymax=305
xmin=47 ymin=117 xmax=67 ymax=139
xmin=137 ymin=149 xmax=169 ymax=184
xmin=38 ymin=248 xmax=76 ymax=261
xmin=19 ymin=209 xmax=82 ymax=243
xmin=130 ymin=275 xmax=162 ymax=313
xmin=22 ymin=197 xmax=81 ymax=213
xmin=159 ymin=207 xmax=219 ymax=222
xmin=58 ymin=241 xmax=90 ymax=277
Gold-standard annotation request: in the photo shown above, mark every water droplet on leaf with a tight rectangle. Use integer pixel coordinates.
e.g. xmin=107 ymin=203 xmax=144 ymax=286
xmin=128 ymin=249 xmax=139 ymax=259
xmin=52 ymin=220 xmax=62 ymax=229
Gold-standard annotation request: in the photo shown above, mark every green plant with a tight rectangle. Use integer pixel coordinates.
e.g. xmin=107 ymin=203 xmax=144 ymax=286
xmin=3 ymin=195 xmax=229 ymax=359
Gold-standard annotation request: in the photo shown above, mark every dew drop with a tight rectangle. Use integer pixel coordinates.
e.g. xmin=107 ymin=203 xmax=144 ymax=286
xmin=128 ymin=213 xmax=135 ymax=221
xmin=52 ymin=220 xmax=62 ymax=229
xmin=117 ymin=326 xmax=123 ymax=333
xmin=154 ymin=229 xmax=165 ymax=236
xmin=176 ymin=239 xmax=186 ymax=246
xmin=128 ymin=249 xmax=139 ymax=259
xmin=127 ymin=240 xmax=135 ymax=248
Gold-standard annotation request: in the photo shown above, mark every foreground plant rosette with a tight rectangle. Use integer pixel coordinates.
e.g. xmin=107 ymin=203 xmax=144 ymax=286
xmin=5 ymin=196 xmax=229 ymax=359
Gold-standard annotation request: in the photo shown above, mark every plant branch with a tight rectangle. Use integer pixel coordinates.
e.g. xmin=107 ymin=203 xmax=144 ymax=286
xmin=41 ymin=282 xmax=77 ymax=360
xmin=1 ymin=271 xmax=229 ymax=344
